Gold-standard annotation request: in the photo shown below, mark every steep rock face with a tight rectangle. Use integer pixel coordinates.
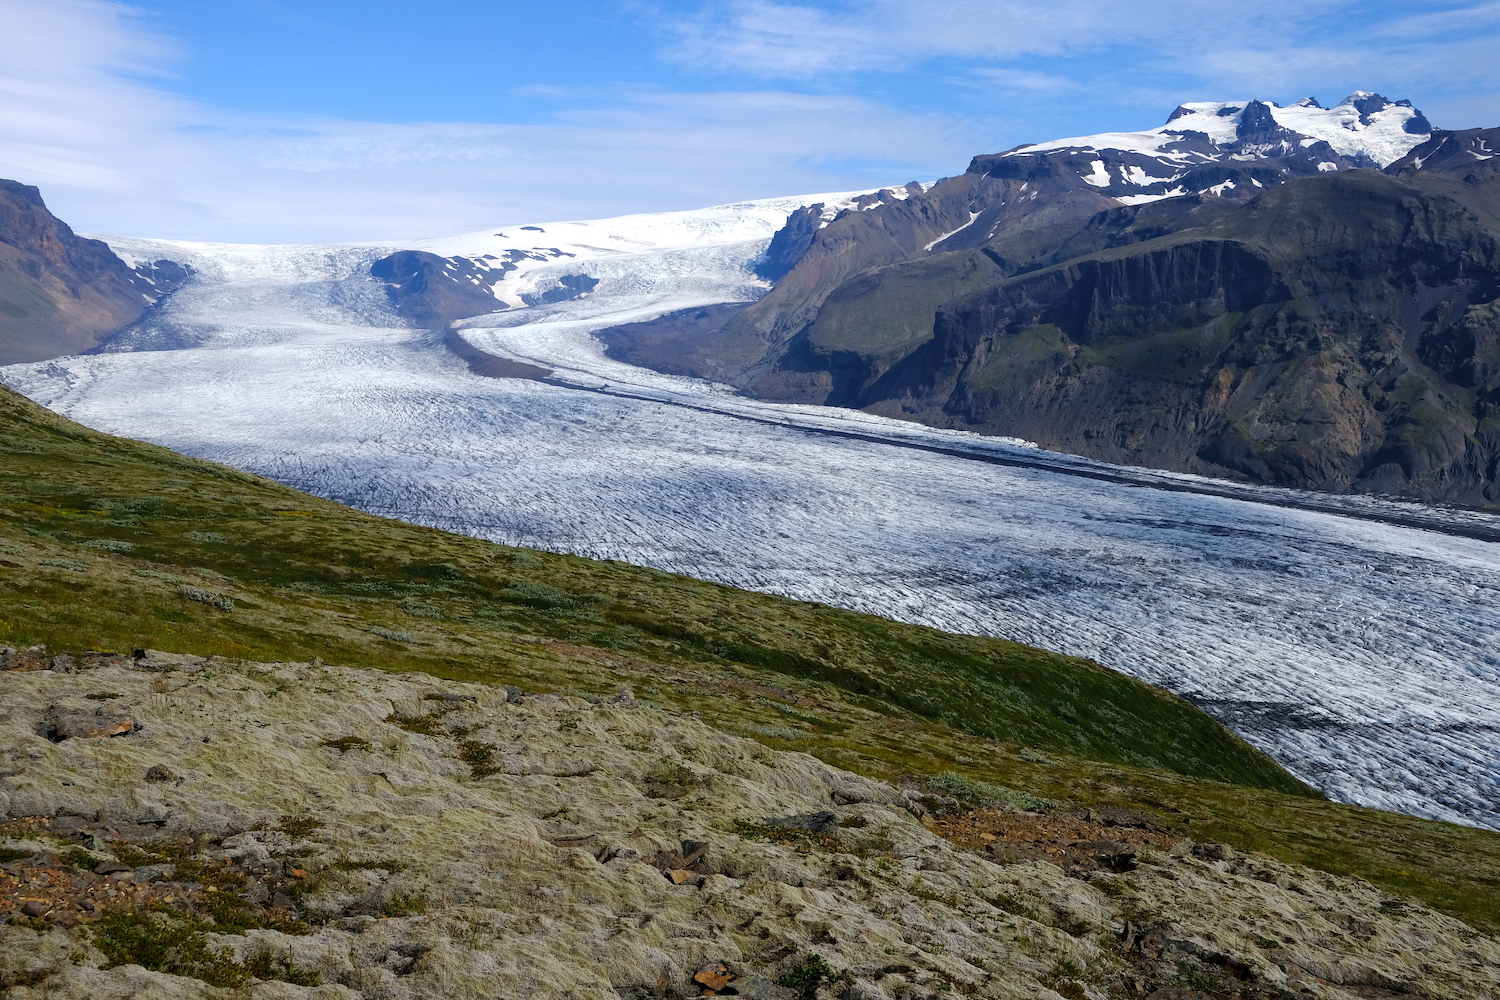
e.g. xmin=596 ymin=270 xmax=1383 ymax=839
xmin=0 ymin=180 xmax=183 ymax=365
xmin=805 ymin=170 xmax=1500 ymax=503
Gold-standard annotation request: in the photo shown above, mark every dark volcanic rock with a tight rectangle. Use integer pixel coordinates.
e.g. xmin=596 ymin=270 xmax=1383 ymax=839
xmin=595 ymin=301 xmax=753 ymax=379
xmin=752 ymin=203 xmax=823 ymax=282
xmin=0 ymin=179 xmax=179 ymax=365
xmin=845 ymin=171 xmax=1500 ymax=504
xmin=369 ymin=250 xmax=509 ymax=328
xmin=520 ymin=272 xmax=598 ymax=307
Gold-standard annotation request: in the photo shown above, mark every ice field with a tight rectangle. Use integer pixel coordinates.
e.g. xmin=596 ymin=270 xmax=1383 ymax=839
xmin=3 ymin=208 xmax=1499 ymax=830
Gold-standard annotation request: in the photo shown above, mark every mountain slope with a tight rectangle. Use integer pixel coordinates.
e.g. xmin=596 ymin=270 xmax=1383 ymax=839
xmin=4 ymin=384 xmax=1500 ymax=933
xmin=0 ymin=383 xmax=1299 ymax=790
xmin=601 ymin=98 xmax=1500 ymax=504
xmin=0 ymin=181 xmax=187 ymax=365
xmin=626 ymin=93 xmax=1434 ymax=382
xmin=2 ymin=659 xmax=1497 ymax=999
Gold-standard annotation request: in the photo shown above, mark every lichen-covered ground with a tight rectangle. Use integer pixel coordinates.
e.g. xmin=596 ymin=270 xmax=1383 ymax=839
xmin=0 ymin=655 xmax=1495 ymax=999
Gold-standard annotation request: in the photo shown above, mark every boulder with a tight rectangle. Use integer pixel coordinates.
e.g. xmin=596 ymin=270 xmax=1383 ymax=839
xmin=44 ymin=704 xmax=134 ymax=740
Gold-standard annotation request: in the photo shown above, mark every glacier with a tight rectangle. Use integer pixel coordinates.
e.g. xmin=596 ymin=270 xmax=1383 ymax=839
xmin=2 ymin=197 xmax=1498 ymax=831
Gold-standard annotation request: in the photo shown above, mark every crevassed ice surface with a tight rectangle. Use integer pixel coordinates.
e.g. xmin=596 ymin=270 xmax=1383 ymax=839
xmin=3 ymin=223 xmax=1499 ymax=832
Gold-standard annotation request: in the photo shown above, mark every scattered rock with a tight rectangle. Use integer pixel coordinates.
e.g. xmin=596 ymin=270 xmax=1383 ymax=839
xmin=92 ymin=861 xmax=131 ymax=875
xmin=1 ymin=648 xmax=51 ymax=672
xmin=610 ymin=684 xmax=635 ymax=707
xmin=44 ymin=704 xmax=134 ymax=740
xmin=144 ymin=764 xmax=175 ymax=783
xmin=20 ymin=899 xmax=47 ymax=917
xmin=48 ymin=652 xmax=75 ymax=673
xmin=651 ymin=839 xmax=711 ymax=882
xmin=504 ymin=685 xmax=525 ymax=704
xmin=596 ymin=844 xmax=640 ymax=865
xmin=694 ymin=961 xmax=734 ymax=993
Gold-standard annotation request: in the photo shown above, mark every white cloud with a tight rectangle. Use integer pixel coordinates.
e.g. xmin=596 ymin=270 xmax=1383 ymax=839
xmin=0 ymin=0 xmax=983 ymax=242
xmin=4 ymin=0 xmax=1497 ymax=245
xmin=654 ymin=0 xmax=1500 ymax=132
xmin=653 ymin=0 xmax=1355 ymax=76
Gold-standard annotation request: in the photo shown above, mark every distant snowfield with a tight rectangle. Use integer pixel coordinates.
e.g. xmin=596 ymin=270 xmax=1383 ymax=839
xmin=3 ymin=199 xmax=1499 ymax=831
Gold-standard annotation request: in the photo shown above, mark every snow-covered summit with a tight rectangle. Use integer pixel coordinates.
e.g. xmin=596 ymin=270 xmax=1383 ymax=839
xmin=958 ymin=92 xmax=1434 ymax=210
xmin=1019 ymin=92 xmax=1431 ymax=168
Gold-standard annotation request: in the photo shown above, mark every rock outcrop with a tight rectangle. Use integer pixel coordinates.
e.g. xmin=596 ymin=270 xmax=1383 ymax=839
xmin=0 ymin=656 xmax=1495 ymax=998
xmin=0 ymin=180 xmax=186 ymax=365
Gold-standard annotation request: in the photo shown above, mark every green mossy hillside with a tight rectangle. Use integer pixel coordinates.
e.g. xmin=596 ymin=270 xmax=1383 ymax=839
xmin=0 ymin=384 xmax=1294 ymax=792
xmin=2 ymin=384 xmax=1499 ymax=933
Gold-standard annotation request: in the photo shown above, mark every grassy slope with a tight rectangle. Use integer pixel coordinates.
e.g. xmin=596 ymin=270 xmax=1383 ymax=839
xmin=1 ymin=384 xmax=1497 ymax=931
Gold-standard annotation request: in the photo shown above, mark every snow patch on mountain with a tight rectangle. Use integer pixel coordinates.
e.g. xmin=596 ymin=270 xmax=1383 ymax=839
xmin=1021 ymin=92 xmax=1430 ymax=168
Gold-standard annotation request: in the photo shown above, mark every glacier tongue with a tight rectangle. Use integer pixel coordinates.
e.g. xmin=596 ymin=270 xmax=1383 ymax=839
xmin=2 ymin=199 xmax=1498 ymax=832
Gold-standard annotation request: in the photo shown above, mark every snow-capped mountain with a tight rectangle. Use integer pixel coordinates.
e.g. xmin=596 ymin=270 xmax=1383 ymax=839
xmin=998 ymin=91 xmax=1431 ymax=206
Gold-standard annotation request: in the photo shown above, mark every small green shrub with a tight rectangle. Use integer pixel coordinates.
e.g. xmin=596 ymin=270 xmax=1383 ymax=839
xmin=385 ymin=711 xmax=443 ymax=736
xmin=457 ymin=740 xmax=500 ymax=778
xmin=370 ymin=625 xmax=413 ymax=642
xmin=93 ymin=906 xmax=248 ymax=988
xmin=93 ymin=905 xmax=311 ymax=988
xmin=277 ymin=815 xmax=324 ymax=839
xmin=0 ymin=847 xmax=34 ymax=863
xmin=243 ymin=948 xmax=321 ymax=986
xmin=776 ymin=954 xmax=852 ymax=1000
xmin=382 ymin=892 xmax=427 ymax=917
xmin=56 ymin=847 xmax=101 ymax=869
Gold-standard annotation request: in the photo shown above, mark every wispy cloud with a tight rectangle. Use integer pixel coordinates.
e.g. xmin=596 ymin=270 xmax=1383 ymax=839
xmin=0 ymin=1 xmax=981 ymax=242
xmin=650 ymin=0 xmax=1363 ymax=77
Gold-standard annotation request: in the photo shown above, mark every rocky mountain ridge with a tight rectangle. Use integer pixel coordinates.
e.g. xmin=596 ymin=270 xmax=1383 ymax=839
xmin=602 ymin=100 xmax=1500 ymax=505
xmin=0 ymin=181 xmax=189 ymax=365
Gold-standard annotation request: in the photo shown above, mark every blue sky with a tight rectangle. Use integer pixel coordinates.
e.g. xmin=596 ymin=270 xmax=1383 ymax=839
xmin=3 ymin=0 xmax=1498 ymax=242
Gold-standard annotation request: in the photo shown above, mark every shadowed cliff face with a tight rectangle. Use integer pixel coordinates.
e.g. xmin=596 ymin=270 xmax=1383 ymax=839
xmin=0 ymin=180 xmax=182 ymax=365
xmin=829 ymin=172 xmax=1500 ymax=503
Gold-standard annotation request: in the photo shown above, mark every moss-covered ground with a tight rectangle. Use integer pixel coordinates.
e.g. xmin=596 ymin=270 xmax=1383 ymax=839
xmin=2 ymin=384 xmax=1498 ymax=933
